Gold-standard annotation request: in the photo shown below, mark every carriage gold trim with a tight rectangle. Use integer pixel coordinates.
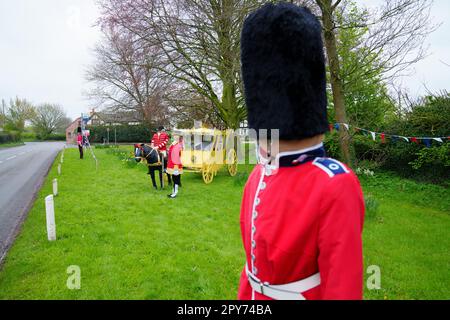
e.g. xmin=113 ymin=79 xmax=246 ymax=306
xmin=174 ymin=128 xmax=238 ymax=184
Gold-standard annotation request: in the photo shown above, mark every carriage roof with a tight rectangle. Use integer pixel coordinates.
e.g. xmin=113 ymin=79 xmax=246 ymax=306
xmin=173 ymin=128 xmax=222 ymax=136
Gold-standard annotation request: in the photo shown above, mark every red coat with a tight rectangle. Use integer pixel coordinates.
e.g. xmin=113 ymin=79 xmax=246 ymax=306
xmin=238 ymin=144 xmax=365 ymax=300
xmin=166 ymin=142 xmax=183 ymax=174
xmin=151 ymin=132 xmax=169 ymax=152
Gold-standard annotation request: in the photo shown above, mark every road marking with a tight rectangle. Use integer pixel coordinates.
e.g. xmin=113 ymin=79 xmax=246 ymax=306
xmin=6 ymin=156 xmax=17 ymax=161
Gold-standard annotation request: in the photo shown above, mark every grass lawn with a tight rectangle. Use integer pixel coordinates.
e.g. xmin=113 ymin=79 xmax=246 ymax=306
xmin=0 ymin=147 xmax=448 ymax=300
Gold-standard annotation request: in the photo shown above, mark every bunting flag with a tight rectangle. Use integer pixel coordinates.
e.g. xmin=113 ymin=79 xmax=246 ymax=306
xmin=330 ymin=123 xmax=449 ymax=148
xmin=371 ymin=132 xmax=376 ymax=141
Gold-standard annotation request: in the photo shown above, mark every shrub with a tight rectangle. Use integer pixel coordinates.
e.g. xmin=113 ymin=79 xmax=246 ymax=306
xmin=323 ymin=132 xmax=341 ymax=159
xmin=0 ymin=132 xmax=21 ymax=144
xmin=410 ymin=144 xmax=450 ymax=170
xmin=325 ymin=129 xmax=449 ymax=184
xmin=94 ymin=144 xmax=119 ymax=150
xmin=22 ymin=132 xmax=37 ymax=141
xmin=45 ymin=133 xmax=66 ymax=141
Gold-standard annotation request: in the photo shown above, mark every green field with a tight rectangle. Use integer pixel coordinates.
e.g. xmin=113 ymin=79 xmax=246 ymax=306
xmin=0 ymin=147 xmax=448 ymax=300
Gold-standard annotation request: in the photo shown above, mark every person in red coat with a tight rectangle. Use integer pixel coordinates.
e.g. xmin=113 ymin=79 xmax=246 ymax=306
xmin=76 ymin=128 xmax=83 ymax=160
xmin=166 ymin=135 xmax=183 ymax=198
xmin=238 ymin=3 xmax=365 ymax=300
xmin=151 ymin=126 xmax=170 ymax=156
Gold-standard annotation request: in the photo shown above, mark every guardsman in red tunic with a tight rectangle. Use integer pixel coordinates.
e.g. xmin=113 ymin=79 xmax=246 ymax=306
xmin=151 ymin=126 xmax=170 ymax=156
xmin=238 ymin=3 xmax=365 ymax=300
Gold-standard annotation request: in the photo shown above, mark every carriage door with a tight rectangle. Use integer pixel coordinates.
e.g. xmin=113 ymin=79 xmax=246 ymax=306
xmin=214 ymin=134 xmax=223 ymax=164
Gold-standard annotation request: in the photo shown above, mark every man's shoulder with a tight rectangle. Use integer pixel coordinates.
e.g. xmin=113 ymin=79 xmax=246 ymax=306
xmin=311 ymin=157 xmax=352 ymax=179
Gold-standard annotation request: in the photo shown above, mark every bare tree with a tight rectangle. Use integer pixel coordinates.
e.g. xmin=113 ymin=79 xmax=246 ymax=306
xmin=86 ymin=22 xmax=172 ymax=127
xmin=96 ymin=0 xmax=262 ymax=129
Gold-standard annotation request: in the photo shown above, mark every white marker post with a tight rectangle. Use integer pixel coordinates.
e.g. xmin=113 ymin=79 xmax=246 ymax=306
xmin=45 ymin=195 xmax=56 ymax=241
xmin=58 ymin=164 xmax=61 ymax=175
xmin=53 ymin=178 xmax=58 ymax=196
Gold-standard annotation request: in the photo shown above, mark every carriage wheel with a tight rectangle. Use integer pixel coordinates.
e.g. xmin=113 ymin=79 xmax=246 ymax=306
xmin=227 ymin=149 xmax=238 ymax=177
xmin=202 ymin=164 xmax=214 ymax=184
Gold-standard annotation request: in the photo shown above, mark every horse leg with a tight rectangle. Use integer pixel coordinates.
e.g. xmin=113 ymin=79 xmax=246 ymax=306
xmin=149 ymin=167 xmax=157 ymax=189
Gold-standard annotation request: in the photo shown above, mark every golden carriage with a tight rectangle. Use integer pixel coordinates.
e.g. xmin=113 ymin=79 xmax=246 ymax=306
xmin=174 ymin=128 xmax=238 ymax=184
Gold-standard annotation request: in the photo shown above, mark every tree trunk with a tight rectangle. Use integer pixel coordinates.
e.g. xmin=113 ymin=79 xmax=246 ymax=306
xmin=222 ymin=81 xmax=240 ymax=129
xmin=319 ymin=0 xmax=353 ymax=165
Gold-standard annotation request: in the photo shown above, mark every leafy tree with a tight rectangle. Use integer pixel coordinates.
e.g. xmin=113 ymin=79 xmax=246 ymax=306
xmin=335 ymin=2 xmax=396 ymax=130
xmin=31 ymin=104 xmax=70 ymax=139
xmin=3 ymin=97 xmax=35 ymax=135
xmin=404 ymin=92 xmax=450 ymax=137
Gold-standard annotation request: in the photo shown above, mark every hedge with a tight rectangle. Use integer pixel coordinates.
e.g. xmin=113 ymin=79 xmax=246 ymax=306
xmin=87 ymin=125 xmax=154 ymax=143
xmin=41 ymin=133 xmax=66 ymax=141
xmin=324 ymin=133 xmax=449 ymax=185
xmin=0 ymin=132 xmax=21 ymax=144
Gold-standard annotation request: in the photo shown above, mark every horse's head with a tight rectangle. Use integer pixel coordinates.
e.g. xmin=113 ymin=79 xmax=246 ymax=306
xmin=134 ymin=144 xmax=144 ymax=162
xmin=134 ymin=144 xmax=160 ymax=164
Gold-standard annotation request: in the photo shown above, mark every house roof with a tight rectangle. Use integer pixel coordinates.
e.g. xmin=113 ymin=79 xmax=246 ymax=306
xmin=66 ymin=117 xmax=81 ymax=132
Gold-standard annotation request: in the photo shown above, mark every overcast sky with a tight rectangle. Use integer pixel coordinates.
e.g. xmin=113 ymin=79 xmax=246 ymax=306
xmin=1 ymin=0 xmax=449 ymax=121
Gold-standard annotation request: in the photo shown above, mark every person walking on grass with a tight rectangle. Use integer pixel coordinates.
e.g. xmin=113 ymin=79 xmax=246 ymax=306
xmin=237 ymin=2 xmax=365 ymax=300
xmin=166 ymin=135 xmax=183 ymax=198
xmin=77 ymin=131 xmax=83 ymax=160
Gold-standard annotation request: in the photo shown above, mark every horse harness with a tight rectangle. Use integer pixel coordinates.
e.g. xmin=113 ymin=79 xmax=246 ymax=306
xmin=138 ymin=144 xmax=163 ymax=167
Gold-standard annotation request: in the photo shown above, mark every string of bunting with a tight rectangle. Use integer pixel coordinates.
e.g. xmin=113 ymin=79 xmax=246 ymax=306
xmin=329 ymin=123 xmax=449 ymax=148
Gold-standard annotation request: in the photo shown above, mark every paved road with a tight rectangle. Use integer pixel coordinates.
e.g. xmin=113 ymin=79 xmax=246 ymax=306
xmin=0 ymin=142 xmax=64 ymax=263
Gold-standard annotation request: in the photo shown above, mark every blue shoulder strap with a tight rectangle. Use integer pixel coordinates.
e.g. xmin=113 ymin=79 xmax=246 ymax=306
xmin=312 ymin=158 xmax=350 ymax=178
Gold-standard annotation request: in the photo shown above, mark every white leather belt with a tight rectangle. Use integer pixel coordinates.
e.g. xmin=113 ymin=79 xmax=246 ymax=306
xmin=246 ymin=265 xmax=321 ymax=300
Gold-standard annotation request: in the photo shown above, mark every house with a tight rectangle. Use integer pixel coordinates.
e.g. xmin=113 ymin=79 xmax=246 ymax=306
xmin=89 ymin=109 xmax=144 ymax=126
xmin=66 ymin=117 xmax=81 ymax=144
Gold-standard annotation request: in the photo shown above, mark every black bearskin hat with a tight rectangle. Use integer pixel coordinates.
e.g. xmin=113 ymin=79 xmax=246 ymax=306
xmin=241 ymin=2 xmax=329 ymax=140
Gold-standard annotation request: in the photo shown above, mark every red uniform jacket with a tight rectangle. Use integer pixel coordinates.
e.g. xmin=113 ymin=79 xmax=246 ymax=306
xmin=167 ymin=142 xmax=183 ymax=171
xmin=151 ymin=132 xmax=169 ymax=152
xmin=238 ymin=144 xmax=365 ymax=300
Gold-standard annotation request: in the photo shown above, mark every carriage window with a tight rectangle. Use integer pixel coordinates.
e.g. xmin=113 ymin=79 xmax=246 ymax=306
xmin=194 ymin=135 xmax=213 ymax=150
xmin=215 ymin=135 xmax=223 ymax=151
